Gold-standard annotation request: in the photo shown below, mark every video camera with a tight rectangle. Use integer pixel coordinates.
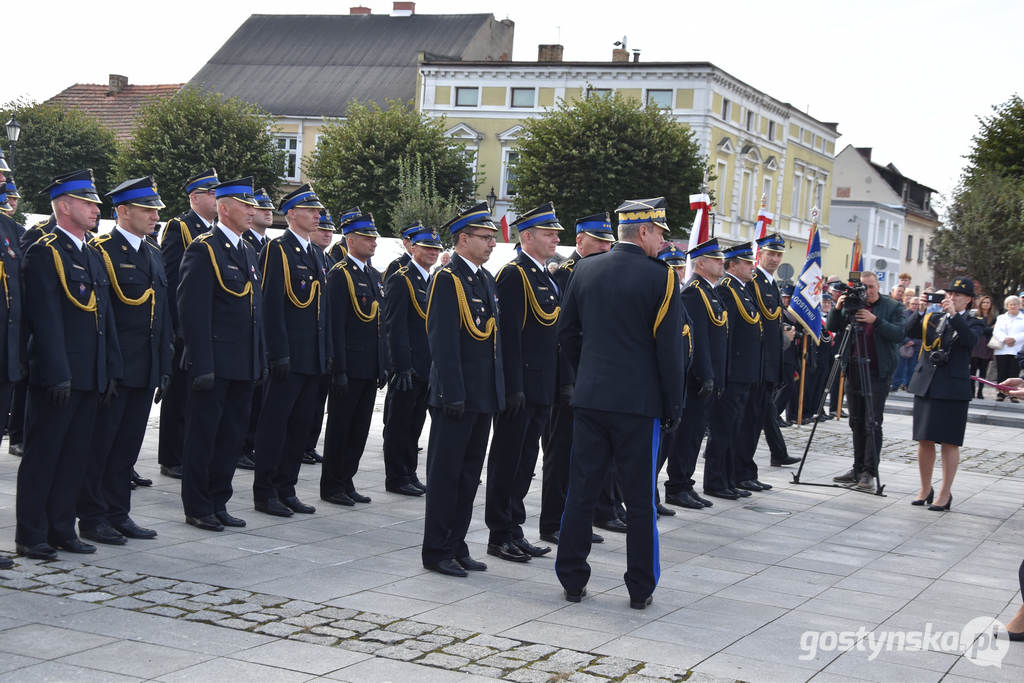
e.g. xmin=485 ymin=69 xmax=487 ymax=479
xmin=832 ymin=271 xmax=869 ymax=313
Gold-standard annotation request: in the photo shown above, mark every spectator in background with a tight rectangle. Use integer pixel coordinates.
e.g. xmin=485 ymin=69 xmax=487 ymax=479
xmin=892 ymin=296 xmax=919 ymax=392
xmin=898 ymin=272 xmax=912 ymax=290
xmin=992 ymin=295 xmax=1024 ymax=402
xmin=891 ymin=284 xmax=906 ymax=305
xmin=970 ymin=295 xmax=997 ymax=399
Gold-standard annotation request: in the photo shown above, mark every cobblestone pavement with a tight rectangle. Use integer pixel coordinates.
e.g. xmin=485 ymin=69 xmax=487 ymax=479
xmin=1 ymin=397 xmax=1023 ymax=682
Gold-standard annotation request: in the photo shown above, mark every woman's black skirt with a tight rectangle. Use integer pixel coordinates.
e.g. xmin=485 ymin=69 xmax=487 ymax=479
xmin=913 ymin=396 xmax=969 ymax=446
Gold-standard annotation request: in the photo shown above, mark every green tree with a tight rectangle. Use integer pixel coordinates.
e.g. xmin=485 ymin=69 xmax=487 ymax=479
xmin=116 ymin=86 xmax=284 ymax=218
xmin=932 ymin=173 xmax=1024 ymax=305
xmin=965 ymin=95 xmax=1024 ymax=183
xmin=389 ymin=155 xmax=462 ymax=246
xmin=511 ymin=93 xmax=706 ymax=244
xmin=306 ymin=100 xmax=475 ymax=236
xmin=0 ymin=99 xmax=118 ymax=215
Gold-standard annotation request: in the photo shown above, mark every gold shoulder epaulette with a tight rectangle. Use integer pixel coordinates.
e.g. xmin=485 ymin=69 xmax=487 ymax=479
xmin=39 ymin=232 xmax=58 ymax=246
xmin=559 ymin=258 xmax=575 ymax=270
xmin=89 ymin=232 xmax=113 ymax=248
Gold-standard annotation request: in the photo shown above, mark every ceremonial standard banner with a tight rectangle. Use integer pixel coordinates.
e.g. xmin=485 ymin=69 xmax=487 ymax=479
xmin=787 ymin=227 xmax=823 ymax=343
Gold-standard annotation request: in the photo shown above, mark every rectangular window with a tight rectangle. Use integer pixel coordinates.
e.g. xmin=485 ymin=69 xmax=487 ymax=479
xmin=646 ymin=89 xmax=672 ymax=109
xmin=741 ymin=170 xmax=753 ymax=220
xmin=877 ymin=220 xmax=887 ymax=247
xmin=890 ymin=222 xmax=900 ymax=250
xmin=918 ymin=237 xmax=925 ymax=263
xmin=455 ymin=87 xmax=479 ymax=107
xmin=791 ymin=174 xmax=802 ymax=216
xmin=502 ymin=150 xmax=519 ymax=197
xmin=746 ymin=111 xmax=756 ymax=132
xmin=587 ymin=88 xmax=612 ymax=99
xmin=805 ymin=177 xmax=814 ymax=219
xmin=716 ymin=160 xmax=728 ymax=210
xmin=906 ymin=234 xmax=914 ymax=260
xmin=768 ymin=120 xmax=776 ymax=141
xmin=762 ymin=177 xmax=772 ymax=213
xmin=511 ymin=87 xmax=535 ymax=108
xmin=721 ymin=98 xmax=730 ymax=120
xmin=815 ymin=182 xmax=825 ymax=218
xmin=275 ymin=136 xmax=299 ymax=180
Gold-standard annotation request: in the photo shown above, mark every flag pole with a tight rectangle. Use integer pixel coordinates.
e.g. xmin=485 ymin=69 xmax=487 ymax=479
xmin=798 ymin=334 xmax=808 ymax=425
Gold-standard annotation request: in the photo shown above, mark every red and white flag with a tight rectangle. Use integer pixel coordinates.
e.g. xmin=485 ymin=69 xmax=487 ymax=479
xmin=500 ymin=215 xmax=510 ymax=243
xmin=684 ymin=193 xmax=711 ymax=282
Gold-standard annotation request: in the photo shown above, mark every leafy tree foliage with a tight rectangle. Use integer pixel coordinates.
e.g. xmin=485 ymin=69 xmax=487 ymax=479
xmin=511 ymin=93 xmax=706 ymax=244
xmin=389 ymin=155 xmax=462 ymax=247
xmin=116 ymin=86 xmax=284 ymax=218
xmin=0 ymin=99 xmax=118 ymax=215
xmin=965 ymin=95 xmax=1024 ymax=183
xmin=306 ymin=100 xmax=475 ymax=236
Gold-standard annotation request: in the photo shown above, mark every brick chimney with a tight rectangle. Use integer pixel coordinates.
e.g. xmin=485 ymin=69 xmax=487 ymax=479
xmin=538 ymin=44 xmax=564 ymax=62
xmin=612 ymin=48 xmax=629 ymax=62
xmin=350 ymin=6 xmax=371 ymax=14
xmin=393 ymin=1 xmax=415 ymax=15
xmin=108 ymin=74 xmax=128 ymax=95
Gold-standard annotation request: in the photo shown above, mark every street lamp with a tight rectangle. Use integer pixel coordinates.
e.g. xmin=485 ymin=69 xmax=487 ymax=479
xmin=486 ymin=186 xmax=497 ymax=214
xmin=4 ymin=115 xmax=21 ymax=168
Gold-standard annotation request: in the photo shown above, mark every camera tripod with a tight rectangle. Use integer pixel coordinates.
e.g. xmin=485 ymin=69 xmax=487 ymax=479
xmin=792 ymin=318 xmax=886 ymax=496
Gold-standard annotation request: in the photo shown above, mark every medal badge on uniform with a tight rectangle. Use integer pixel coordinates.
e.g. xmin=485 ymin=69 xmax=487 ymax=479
xmin=3 ymin=237 xmax=13 ymax=258
xmin=475 ymin=316 xmax=481 ymax=325
xmin=79 ymin=283 xmax=87 ymax=295
xmin=300 ymin=280 xmax=307 ymax=290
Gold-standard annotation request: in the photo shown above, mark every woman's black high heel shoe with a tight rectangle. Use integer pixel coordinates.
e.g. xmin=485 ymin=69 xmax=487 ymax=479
xmin=928 ymin=492 xmax=952 ymax=511
xmin=1007 ymin=630 xmax=1024 ymax=642
xmin=911 ymin=488 xmax=934 ymax=506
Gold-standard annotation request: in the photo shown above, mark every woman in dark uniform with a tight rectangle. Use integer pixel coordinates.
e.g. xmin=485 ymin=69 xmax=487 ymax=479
xmin=904 ymin=278 xmax=983 ymax=512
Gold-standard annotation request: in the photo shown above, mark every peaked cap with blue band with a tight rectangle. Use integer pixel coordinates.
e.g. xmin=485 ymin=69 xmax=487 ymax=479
xmin=616 ymin=196 xmax=668 ymax=231
xmin=401 ymin=221 xmax=429 ymax=240
xmin=5 ymin=179 xmax=20 ymax=199
xmin=722 ymin=242 xmax=755 ymax=262
xmin=575 ymin=212 xmax=615 ymax=242
xmin=42 ymin=169 xmax=102 ymax=204
xmin=657 ymin=243 xmax=687 ymax=266
xmin=511 ymin=202 xmax=562 ymax=231
xmin=106 ymin=176 xmax=165 ymax=209
xmin=442 ymin=201 xmax=497 ymax=236
xmin=781 ymin=283 xmax=795 ymax=297
xmin=0 ymin=188 xmax=10 ymax=212
xmin=688 ymin=237 xmax=724 ymax=259
xmin=317 ymin=210 xmax=335 ymax=231
xmin=756 ymin=232 xmax=786 ymax=253
xmin=182 ymin=168 xmax=219 ymax=194
xmin=411 ymin=230 xmax=443 ymax=249
xmin=340 ymin=212 xmax=379 ymax=237
xmin=337 ymin=207 xmax=361 ymax=225
xmin=254 ymin=187 xmax=274 ymax=209
xmin=278 ymin=183 xmax=324 ymax=214
xmin=213 ymin=177 xmax=258 ymax=206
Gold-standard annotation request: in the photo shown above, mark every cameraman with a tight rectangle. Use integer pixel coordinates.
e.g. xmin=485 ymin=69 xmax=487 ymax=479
xmin=826 ymin=272 xmax=905 ymax=490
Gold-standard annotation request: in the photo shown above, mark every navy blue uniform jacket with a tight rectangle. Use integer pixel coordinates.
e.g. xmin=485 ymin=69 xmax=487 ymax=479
xmin=383 ymin=261 xmax=431 ymax=379
xmin=328 ymin=257 xmax=384 ymax=382
xmin=716 ymin=274 xmax=763 ymax=384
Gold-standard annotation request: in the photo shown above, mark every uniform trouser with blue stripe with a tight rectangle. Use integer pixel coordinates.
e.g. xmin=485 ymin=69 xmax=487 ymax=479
xmin=556 ymin=407 xmax=661 ymax=601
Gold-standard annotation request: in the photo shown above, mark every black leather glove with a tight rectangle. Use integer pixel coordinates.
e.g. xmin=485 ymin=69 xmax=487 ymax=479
xmin=443 ymin=401 xmax=465 ymax=419
xmin=377 ymin=374 xmax=387 ymax=390
xmin=332 ymin=372 xmax=349 ymax=394
xmin=47 ymin=381 xmax=71 ymax=408
xmin=715 ymin=388 xmax=725 ymax=400
xmin=661 ymin=416 xmax=680 ymax=433
xmin=391 ymin=369 xmax=414 ymax=392
xmin=270 ymin=358 xmax=290 ymax=382
xmin=505 ymin=391 xmax=525 ymax=416
xmin=558 ymin=384 xmax=574 ymax=405
xmin=102 ymin=379 xmax=119 ymax=405
xmin=192 ymin=373 xmax=215 ymax=392
xmin=697 ymin=378 xmax=715 ymax=399
xmin=153 ymin=374 xmax=170 ymax=404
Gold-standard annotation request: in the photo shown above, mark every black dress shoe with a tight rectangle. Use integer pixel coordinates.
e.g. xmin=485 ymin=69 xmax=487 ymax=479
xmin=215 ymin=510 xmax=247 ymax=527
xmin=736 ymin=480 xmax=764 ymax=492
xmin=424 ymin=558 xmax=468 ymax=577
xmin=772 ymin=455 xmax=801 ymax=466
xmin=595 ymin=518 xmax=627 ymax=533
xmin=456 ymin=555 xmax=487 ymax=571
xmin=255 ymin=498 xmax=294 ymax=517
xmin=186 ymin=514 xmax=224 ymax=531
xmin=386 ymin=483 xmax=424 ymax=497
xmin=308 ymin=449 xmax=323 ymax=463
xmin=321 ymin=492 xmax=355 ymax=506
xmin=130 ymin=469 xmax=152 ymax=487
xmin=347 ymin=490 xmax=371 ymax=504
xmin=282 ymin=496 xmax=316 ymax=514
xmin=9 ymin=442 xmax=24 ymax=456
xmin=300 ymin=451 xmax=318 ymax=465
xmin=592 ymin=532 xmax=605 ymax=544
xmin=655 ymin=502 xmax=676 ymax=517
xmin=753 ymin=480 xmax=773 ymax=490
xmin=665 ymin=491 xmax=704 ymax=510
xmin=487 ymin=541 xmax=531 ymax=562
xmin=732 ymin=487 xmax=752 ymax=498
xmin=16 ymin=543 xmax=57 ymax=560
xmin=411 ymin=478 xmax=427 ymax=492
xmin=512 ymin=537 xmax=551 ymax=557
xmin=564 ymin=587 xmax=586 ymax=603
xmin=0 ymin=555 xmax=12 ymax=569
xmin=113 ymin=519 xmax=157 ymax=539
xmin=79 ymin=523 xmax=127 ymax=546
xmin=692 ymin=492 xmax=713 ymax=507
xmin=539 ymin=531 xmax=560 ymax=545
xmin=630 ymin=595 xmax=654 ymax=610
xmin=161 ymin=465 xmax=183 ymax=479
xmin=236 ymin=454 xmax=256 ymax=470
xmin=51 ymin=537 xmax=96 ymax=554
xmin=704 ymin=489 xmax=740 ymax=500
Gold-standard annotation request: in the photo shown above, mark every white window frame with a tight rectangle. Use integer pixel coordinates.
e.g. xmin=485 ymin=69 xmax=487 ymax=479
xmin=501 ymin=148 xmax=520 ymax=198
xmin=741 ymin=169 xmax=753 ymax=221
xmin=716 ymin=160 xmax=729 ymax=213
xmin=510 ymin=87 xmax=536 ymax=108
xmin=815 ymin=181 xmax=825 ymax=218
xmin=646 ymin=89 xmax=672 ymax=109
xmin=721 ymin=98 xmax=731 ymax=120
xmin=767 ymin=120 xmax=776 ymax=141
xmin=746 ymin=110 xmax=756 ymax=132
xmin=762 ymin=177 xmax=772 ymax=213
xmin=275 ymin=135 xmax=300 ymax=181
xmin=906 ymin=234 xmax=914 ymax=261
xmin=877 ymin=219 xmax=887 ymax=247
xmin=455 ymin=86 xmax=479 ymax=107
xmin=791 ymin=172 xmax=802 ymax=217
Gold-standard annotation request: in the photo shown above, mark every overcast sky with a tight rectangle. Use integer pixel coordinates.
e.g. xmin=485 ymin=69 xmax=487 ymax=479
xmin=5 ymin=0 xmax=1020 ymax=212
